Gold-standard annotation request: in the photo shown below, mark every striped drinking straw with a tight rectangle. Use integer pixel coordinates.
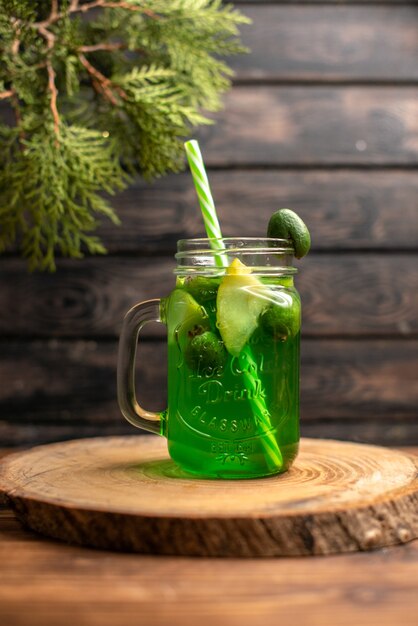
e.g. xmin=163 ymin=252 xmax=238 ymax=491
xmin=184 ymin=140 xmax=283 ymax=470
xmin=184 ymin=140 xmax=228 ymax=269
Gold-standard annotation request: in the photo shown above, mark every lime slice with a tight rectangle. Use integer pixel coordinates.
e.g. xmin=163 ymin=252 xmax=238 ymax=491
xmin=216 ymin=259 xmax=268 ymax=357
xmin=167 ymin=289 xmax=209 ymax=351
xmin=267 ymin=208 xmax=311 ymax=259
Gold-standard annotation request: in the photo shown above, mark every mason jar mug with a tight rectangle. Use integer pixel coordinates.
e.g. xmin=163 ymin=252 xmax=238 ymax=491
xmin=118 ymin=238 xmax=301 ymax=478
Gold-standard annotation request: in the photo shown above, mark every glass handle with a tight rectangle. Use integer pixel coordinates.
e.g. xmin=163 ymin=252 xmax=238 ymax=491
xmin=117 ymin=299 xmax=164 ymax=435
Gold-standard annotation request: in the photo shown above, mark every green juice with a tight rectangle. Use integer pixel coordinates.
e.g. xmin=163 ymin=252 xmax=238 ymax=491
xmin=161 ymin=273 xmax=300 ymax=478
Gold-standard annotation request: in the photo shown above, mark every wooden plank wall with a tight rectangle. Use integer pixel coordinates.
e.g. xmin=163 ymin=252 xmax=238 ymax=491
xmin=1 ymin=1 xmax=417 ymax=446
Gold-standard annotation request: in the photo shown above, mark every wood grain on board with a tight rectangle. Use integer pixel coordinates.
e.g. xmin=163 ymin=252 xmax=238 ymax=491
xmin=96 ymin=170 xmax=418 ymax=253
xmin=1 ymin=255 xmax=417 ymax=338
xmin=231 ymin=5 xmax=418 ymax=81
xmin=1 ymin=339 xmax=416 ymax=445
xmin=197 ymin=87 xmax=418 ymax=166
xmin=1 ymin=437 xmax=417 ymax=556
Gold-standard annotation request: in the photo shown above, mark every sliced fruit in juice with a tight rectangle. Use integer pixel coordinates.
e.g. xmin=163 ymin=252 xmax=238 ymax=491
xmin=216 ymin=258 xmax=269 ymax=357
xmin=167 ymin=289 xmax=209 ymax=351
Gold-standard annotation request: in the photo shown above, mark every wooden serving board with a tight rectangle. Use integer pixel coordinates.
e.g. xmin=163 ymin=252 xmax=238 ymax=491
xmin=1 ymin=436 xmax=417 ymax=557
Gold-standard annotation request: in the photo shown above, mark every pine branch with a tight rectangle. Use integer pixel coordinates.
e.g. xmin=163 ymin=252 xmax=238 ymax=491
xmin=0 ymin=0 xmax=251 ymax=271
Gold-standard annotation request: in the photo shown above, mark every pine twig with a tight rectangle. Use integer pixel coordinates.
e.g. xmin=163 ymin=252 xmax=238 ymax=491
xmin=38 ymin=24 xmax=60 ymax=138
xmin=10 ymin=18 xmax=21 ymax=56
xmin=46 ymin=60 xmax=59 ymax=137
xmin=78 ymin=53 xmax=126 ymax=105
xmin=38 ymin=24 xmax=55 ymax=49
xmin=101 ymin=2 xmax=159 ymax=19
xmin=50 ymin=0 xmax=59 ymax=21
xmin=11 ymin=38 xmax=20 ymax=55
xmin=0 ymin=89 xmax=14 ymax=100
xmin=78 ymin=43 xmax=126 ymax=53
xmin=33 ymin=0 xmax=101 ymax=27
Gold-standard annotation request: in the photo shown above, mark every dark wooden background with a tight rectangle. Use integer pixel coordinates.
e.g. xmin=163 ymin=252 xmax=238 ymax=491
xmin=1 ymin=0 xmax=417 ymax=447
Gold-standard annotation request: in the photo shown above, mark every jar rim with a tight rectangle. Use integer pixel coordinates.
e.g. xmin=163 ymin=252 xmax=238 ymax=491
xmin=177 ymin=236 xmax=293 ymax=252
xmin=175 ymin=237 xmax=296 ymax=277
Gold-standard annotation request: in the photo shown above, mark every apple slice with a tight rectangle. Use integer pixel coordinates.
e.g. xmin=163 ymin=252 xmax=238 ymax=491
xmin=216 ymin=258 xmax=268 ymax=357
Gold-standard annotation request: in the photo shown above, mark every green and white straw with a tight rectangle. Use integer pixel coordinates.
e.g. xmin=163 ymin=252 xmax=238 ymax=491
xmin=184 ymin=139 xmax=283 ymax=471
xmin=184 ymin=140 xmax=228 ymax=269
